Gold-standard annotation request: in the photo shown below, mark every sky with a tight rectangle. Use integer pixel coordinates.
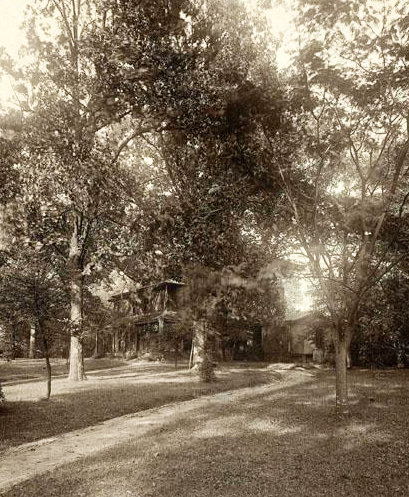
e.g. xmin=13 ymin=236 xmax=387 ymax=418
xmin=0 ymin=0 xmax=29 ymax=104
xmin=0 ymin=0 xmax=294 ymax=106
xmin=0 ymin=1 xmax=293 ymax=56
xmin=0 ymin=0 xmax=28 ymax=59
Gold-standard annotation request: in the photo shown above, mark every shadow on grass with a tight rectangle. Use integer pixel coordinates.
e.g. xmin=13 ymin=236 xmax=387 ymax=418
xmin=3 ymin=369 xmax=409 ymax=497
xmin=0 ymin=365 xmax=276 ymax=452
xmin=0 ymin=357 xmax=129 ymax=385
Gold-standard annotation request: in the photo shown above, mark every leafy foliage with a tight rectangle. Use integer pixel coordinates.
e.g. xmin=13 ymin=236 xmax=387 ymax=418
xmin=352 ymin=272 xmax=409 ymax=367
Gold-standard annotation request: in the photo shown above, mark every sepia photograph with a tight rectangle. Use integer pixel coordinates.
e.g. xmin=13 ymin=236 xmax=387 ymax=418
xmin=1 ymin=1 xmax=409 ymax=495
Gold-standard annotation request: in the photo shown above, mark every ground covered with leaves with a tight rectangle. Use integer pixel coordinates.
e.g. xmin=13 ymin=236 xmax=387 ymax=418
xmin=2 ymin=368 xmax=409 ymax=497
xmin=0 ymin=360 xmax=271 ymax=452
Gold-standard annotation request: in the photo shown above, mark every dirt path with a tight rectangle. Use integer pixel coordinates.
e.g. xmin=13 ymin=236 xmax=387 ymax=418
xmin=0 ymin=378 xmax=308 ymax=494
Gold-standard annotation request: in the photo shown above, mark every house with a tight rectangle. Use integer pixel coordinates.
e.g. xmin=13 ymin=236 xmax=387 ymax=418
xmin=285 ymin=312 xmax=328 ymax=363
xmin=108 ymin=280 xmax=265 ymax=360
xmin=108 ymin=280 xmax=188 ymax=356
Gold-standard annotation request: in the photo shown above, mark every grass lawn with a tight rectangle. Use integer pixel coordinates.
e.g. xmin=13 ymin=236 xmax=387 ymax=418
xmin=0 ymin=361 xmax=273 ymax=452
xmin=0 ymin=357 xmax=128 ymax=384
xmin=2 ymin=368 xmax=409 ymax=497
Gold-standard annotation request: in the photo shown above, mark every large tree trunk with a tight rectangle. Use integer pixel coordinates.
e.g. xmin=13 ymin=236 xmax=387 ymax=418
xmin=69 ymin=334 xmax=85 ymax=381
xmin=193 ymin=320 xmax=216 ymax=382
xmin=68 ymin=219 xmax=86 ymax=381
xmin=334 ymin=328 xmax=349 ymax=415
xmin=29 ymin=324 xmax=36 ymax=359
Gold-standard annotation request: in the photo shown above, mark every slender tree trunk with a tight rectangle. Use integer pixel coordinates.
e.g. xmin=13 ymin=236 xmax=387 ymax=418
xmin=35 ymin=314 xmax=51 ymax=400
xmin=94 ymin=330 xmax=99 ymax=357
xmin=221 ymin=340 xmax=226 ymax=361
xmin=29 ymin=324 xmax=36 ymax=359
xmin=42 ymin=335 xmax=52 ymax=400
xmin=114 ymin=330 xmax=119 ymax=354
xmin=136 ymin=329 xmax=140 ymax=353
xmin=189 ymin=339 xmax=194 ymax=369
xmin=346 ymin=349 xmax=352 ymax=369
xmin=334 ymin=328 xmax=349 ymax=415
xmin=174 ymin=340 xmax=178 ymax=369
xmin=231 ymin=341 xmax=237 ymax=361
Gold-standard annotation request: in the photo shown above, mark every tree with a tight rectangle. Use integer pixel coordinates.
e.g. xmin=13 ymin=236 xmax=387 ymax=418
xmin=88 ymin=0 xmax=287 ymax=379
xmin=255 ymin=0 xmax=409 ymax=413
xmin=180 ymin=264 xmax=221 ymax=382
xmin=0 ymin=245 xmax=69 ymax=399
xmin=0 ymin=0 xmax=160 ymax=380
xmin=0 ymin=379 xmax=4 ymax=404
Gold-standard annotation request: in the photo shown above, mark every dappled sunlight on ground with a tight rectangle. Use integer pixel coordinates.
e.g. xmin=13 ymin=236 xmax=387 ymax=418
xmin=0 ymin=357 xmax=127 ymax=385
xmin=190 ymin=414 xmax=248 ymax=439
xmin=4 ymin=368 xmax=407 ymax=497
xmin=247 ymin=417 xmax=302 ymax=436
xmin=3 ymin=363 xmax=274 ymax=403
xmin=0 ymin=362 xmax=278 ymax=452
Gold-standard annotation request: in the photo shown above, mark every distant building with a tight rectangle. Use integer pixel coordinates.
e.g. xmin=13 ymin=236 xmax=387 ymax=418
xmin=108 ymin=280 xmax=187 ymax=356
xmin=285 ymin=311 xmax=329 ymax=363
xmin=108 ymin=280 xmax=264 ymax=360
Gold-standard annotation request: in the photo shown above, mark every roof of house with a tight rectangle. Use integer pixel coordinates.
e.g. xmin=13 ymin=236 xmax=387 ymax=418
xmin=108 ymin=291 xmax=134 ymax=303
xmin=108 ymin=280 xmax=186 ymax=302
xmin=285 ymin=311 xmax=329 ymax=326
xmin=149 ymin=280 xmax=186 ymax=292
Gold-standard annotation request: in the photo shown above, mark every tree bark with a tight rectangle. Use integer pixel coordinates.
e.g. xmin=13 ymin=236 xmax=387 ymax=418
xmin=35 ymin=315 xmax=51 ymax=400
xmin=29 ymin=324 xmax=36 ymax=359
xmin=174 ymin=339 xmax=179 ymax=369
xmin=136 ymin=328 xmax=140 ymax=353
xmin=42 ymin=335 xmax=52 ymax=400
xmin=114 ymin=330 xmax=119 ymax=354
xmin=193 ymin=320 xmax=216 ymax=382
xmin=68 ymin=218 xmax=86 ymax=381
xmin=93 ymin=330 xmax=99 ymax=357
xmin=334 ymin=330 xmax=349 ymax=415
xmin=69 ymin=334 xmax=85 ymax=381
xmin=189 ymin=339 xmax=194 ymax=369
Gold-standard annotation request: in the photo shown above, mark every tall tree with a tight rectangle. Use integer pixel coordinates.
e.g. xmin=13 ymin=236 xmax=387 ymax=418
xmin=257 ymin=0 xmax=409 ymax=413
xmin=87 ymin=0 xmax=287 ymax=379
xmin=0 ymin=0 xmax=161 ymax=380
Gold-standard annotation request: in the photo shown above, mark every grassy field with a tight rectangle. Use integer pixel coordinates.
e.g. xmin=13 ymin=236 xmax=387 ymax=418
xmin=0 ymin=360 xmax=273 ymax=452
xmin=2 ymin=368 xmax=409 ymax=497
xmin=0 ymin=357 xmax=128 ymax=384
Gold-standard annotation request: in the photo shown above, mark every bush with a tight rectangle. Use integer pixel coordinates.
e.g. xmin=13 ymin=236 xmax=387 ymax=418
xmin=0 ymin=382 xmax=5 ymax=402
xmin=350 ymin=331 xmax=409 ymax=368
